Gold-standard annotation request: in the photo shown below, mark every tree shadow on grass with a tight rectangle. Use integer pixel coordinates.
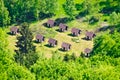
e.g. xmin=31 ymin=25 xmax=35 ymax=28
xmin=55 ymin=17 xmax=72 ymax=26
xmin=7 ymin=32 xmax=16 ymax=36
xmin=42 ymin=23 xmax=50 ymax=28
xmin=55 ymin=29 xmax=60 ymax=32
xmin=75 ymin=11 xmax=87 ymax=19
xmin=95 ymin=26 xmax=115 ymax=33
xmin=81 ymin=37 xmax=91 ymax=41
xmin=33 ymin=40 xmax=41 ymax=44
xmin=58 ymin=48 xmax=67 ymax=52
xmin=39 ymin=12 xmax=54 ymax=20
xmin=67 ymin=33 xmax=75 ymax=37
xmin=44 ymin=44 xmax=55 ymax=48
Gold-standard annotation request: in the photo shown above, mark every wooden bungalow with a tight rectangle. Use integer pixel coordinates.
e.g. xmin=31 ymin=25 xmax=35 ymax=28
xmin=84 ymin=48 xmax=91 ymax=57
xmin=59 ymin=23 xmax=68 ymax=32
xmin=36 ymin=34 xmax=45 ymax=43
xmin=71 ymin=28 xmax=81 ymax=36
xmin=10 ymin=26 xmax=18 ymax=35
xmin=85 ymin=31 xmax=96 ymax=40
xmin=61 ymin=42 xmax=71 ymax=51
xmin=48 ymin=38 xmax=57 ymax=47
xmin=47 ymin=20 xmax=55 ymax=27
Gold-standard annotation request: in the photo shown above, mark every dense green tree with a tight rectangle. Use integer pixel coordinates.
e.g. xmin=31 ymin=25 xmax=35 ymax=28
xmin=17 ymin=0 xmax=38 ymax=22
xmin=109 ymin=12 xmax=120 ymax=26
xmin=3 ymin=0 xmax=18 ymax=23
xmin=39 ymin=0 xmax=57 ymax=14
xmin=38 ymin=0 xmax=57 ymax=19
xmin=31 ymin=56 xmax=120 ymax=80
xmin=0 ymin=29 xmax=35 ymax=80
xmin=15 ymin=22 xmax=38 ymax=68
xmin=63 ymin=0 xmax=76 ymax=19
xmin=0 ymin=0 xmax=10 ymax=27
xmin=4 ymin=0 xmax=38 ymax=23
xmin=76 ymin=0 xmax=102 ymax=23
xmin=81 ymin=0 xmax=101 ymax=15
xmin=92 ymin=31 xmax=120 ymax=58
xmin=0 ymin=0 xmax=120 ymax=79
xmin=101 ymin=0 xmax=120 ymax=13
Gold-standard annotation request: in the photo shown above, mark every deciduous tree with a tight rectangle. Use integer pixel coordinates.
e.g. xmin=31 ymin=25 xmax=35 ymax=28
xmin=63 ymin=0 xmax=76 ymax=19
xmin=0 ymin=0 xmax=10 ymax=27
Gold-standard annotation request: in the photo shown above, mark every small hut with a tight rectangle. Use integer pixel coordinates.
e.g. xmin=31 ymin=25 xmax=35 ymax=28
xmin=59 ymin=23 xmax=68 ymax=32
xmin=85 ymin=31 xmax=96 ymax=40
xmin=36 ymin=34 xmax=45 ymax=43
xmin=84 ymin=48 xmax=91 ymax=57
xmin=47 ymin=20 xmax=55 ymax=27
xmin=48 ymin=38 xmax=57 ymax=47
xmin=10 ymin=26 xmax=18 ymax=35
xmin=61 ymin=42 xmax=71 ymax=51
xmin=71 ymin=28 xmax=81 ymax=36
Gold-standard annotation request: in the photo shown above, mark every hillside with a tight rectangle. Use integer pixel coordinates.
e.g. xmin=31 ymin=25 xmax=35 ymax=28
xmin=0 ymin=0 xmax=120 ymax=80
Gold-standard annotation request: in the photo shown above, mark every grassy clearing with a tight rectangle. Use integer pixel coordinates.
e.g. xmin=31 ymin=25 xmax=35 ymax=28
xmin=6 ymin=18 xmax=93 ymax=58
xmin=30 ymin=18 xmax=93 ymax=55
xmin=6 ymin=0 xmax=99 ymax=58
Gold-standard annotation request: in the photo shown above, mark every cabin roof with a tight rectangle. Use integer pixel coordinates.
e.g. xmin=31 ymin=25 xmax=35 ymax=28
xmin=62 ymin=42 xmax=71 ymax=48
xmin=10 ymin=26 xmax=18 ymax=32
xmin=86 ymin=31 xmax=95 ymax=38
xmin=71 ymin=28 xmax=81 ymax=33
xmin=36 ymin=34 xmax=44 ymax=40
xmin=59 ymin=23 xmax=67 ymax=29
xmin=48 ymin=38 xmax=57 ymax=44
xmin=47 ymin=20 xmax=55 ymax=25
xmin=84 ymin=48 xmax=91 ymax=54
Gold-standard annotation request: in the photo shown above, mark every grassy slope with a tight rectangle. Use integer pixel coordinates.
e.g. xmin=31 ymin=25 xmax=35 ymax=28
xmin=33 ymin=26 xmax=93 ymax=57
xmin=6 ymin=0 xmax=105 ymax=58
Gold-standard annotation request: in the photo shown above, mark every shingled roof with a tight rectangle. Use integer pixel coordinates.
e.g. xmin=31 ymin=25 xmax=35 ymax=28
xmin=84 ymin=48 xmax=91 ymax=57
xmin=85 ymin=31 xmax=96 ymax=40
xmin=48 ymin=38 xmax=57 ymax=46
xmin=36 ymin=34 xmax=45 ymax=42
xmin=61 ymin=42 xmax=71 ymax=51
xmin=10 ymin=26 xmax=18 ymax=35
xmin=59 ymin=23 xmax=68 ymax=32
xmin=84 ymin=48 xmax=91 ymax=54
xmin=71 ymin=28 xmax=81 ymax=36
xmin=47 ymin=20 xmax=55 ymax=27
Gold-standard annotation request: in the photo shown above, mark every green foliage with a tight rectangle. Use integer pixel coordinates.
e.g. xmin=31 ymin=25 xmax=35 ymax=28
xmin=15 ymin=22 xmax=38 ymax=68
xmin=39 ymin=0 xmax=57 ymax=14
xmin=63 ymin=0 xmax=76 ymax=19
xmin=1 ymin=0 xmax=120 ymax=79
xmin=79 ymin=0 xmax=101 ymax=15
xmin=0 ymin=0 xmax=10 ymax=27
xmin=101 ymin=0 xmax=120 ymax=13
xmin=4 ymin=0 xmax=38 ymax=23
xmin=0 ymin=29 xmax=8 ymax=49
xmin=31 ymin=56 xmax=120 ymax=80
xmin=109 ymin=12 xmax=120 ymax=26
xmin=93 ymin=31 xmax=120 ymax=58
xmin=0 ymin=29 xmax=35 ymax=80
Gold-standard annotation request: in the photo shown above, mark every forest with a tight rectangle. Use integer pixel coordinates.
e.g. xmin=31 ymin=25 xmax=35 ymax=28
xmin=0 ymin=0 xmax=120 ymax=80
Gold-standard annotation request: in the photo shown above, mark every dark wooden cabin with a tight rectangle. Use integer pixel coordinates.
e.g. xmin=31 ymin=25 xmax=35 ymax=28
xmin=85 ymin=31 xmax=96 ymax=40
xmin=47 ymin=20 xmax=55 ymax=27
xmin=48 ymin=38 xmax=57 ymax=47
xmin=59 ymin=23 xmax=68 ymax=32
xmin=61 ymin=42 xmax=71 ymax=51
xmin=71 ymin=28 xmax=81 ymax=36
xmin=84 ymin=48 xmax=91 ymax=57
xmin=10 ymin=26 xmax=18 ymax=35
xmin=36 ymin=34 xmax=45 ymax=43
